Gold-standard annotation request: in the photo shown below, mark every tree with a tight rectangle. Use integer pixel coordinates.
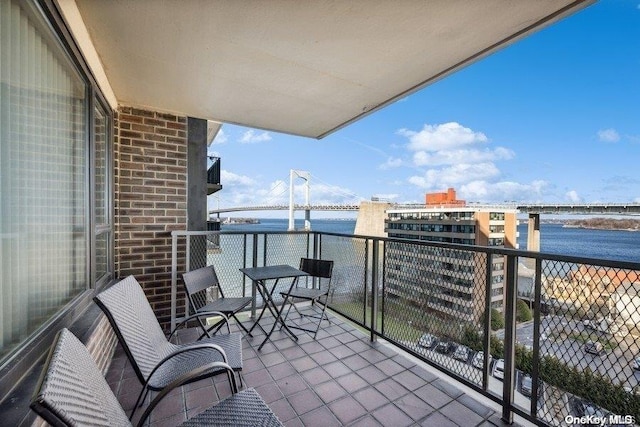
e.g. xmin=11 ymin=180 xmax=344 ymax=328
xmin=490 ymin=308 xmax=504 ymax=330
xmin=516 ymin=299 xmax=532 ymax=322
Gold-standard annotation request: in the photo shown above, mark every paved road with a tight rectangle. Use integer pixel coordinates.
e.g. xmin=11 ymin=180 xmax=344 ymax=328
xmin=496 ymin=315 xmax=640 ymax=390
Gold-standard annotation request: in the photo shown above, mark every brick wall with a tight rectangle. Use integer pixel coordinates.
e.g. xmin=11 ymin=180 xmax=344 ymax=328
xmin=115 ymin=106 xmax=188 ymax=327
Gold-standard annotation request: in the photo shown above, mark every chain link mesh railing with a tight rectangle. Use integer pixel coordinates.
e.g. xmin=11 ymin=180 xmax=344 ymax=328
xmin=321 ymin=233 xmax=370 ymax=327
xmin=171 ymin=230 xmax=640 ymax=426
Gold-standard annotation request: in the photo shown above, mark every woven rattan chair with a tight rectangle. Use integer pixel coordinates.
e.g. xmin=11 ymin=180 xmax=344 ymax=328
xmin=30 ymin=328 xmax=282 ymax=427
xmin=279 ymin=258 xmax=334 ymax=338
xmin=94 ymin=275 xmax=243 ymax=417
xmin=182 ymin=266 xmax=253 ymax=338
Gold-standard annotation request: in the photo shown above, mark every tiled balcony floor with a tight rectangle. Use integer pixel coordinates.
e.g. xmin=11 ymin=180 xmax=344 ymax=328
xmin=106 ymin=309 xmax=521 ymax=426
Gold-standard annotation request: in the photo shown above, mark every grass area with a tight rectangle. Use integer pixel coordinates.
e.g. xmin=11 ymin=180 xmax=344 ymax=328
xmin=329 ymin=300 xmax=459 ymax=344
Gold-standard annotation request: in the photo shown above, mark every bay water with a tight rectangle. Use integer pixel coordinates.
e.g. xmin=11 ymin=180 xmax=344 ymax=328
xmin=221 ymin=218 xmax=640 ymax=263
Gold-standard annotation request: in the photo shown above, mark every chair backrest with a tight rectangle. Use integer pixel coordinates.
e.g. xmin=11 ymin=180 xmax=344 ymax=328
xmin=299 ymin=258 xmax=333 ymax=279
xmin=182 ymin=266 xmax=222 ymax=312
xmin=94 ymin=275 xmax=174 ymax=384
xmin=31 ymin=328 xmax=132 ymax=427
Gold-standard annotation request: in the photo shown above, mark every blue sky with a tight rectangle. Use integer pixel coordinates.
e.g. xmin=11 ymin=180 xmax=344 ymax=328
xmin=208 ymin=0 xmax=640 ymax=217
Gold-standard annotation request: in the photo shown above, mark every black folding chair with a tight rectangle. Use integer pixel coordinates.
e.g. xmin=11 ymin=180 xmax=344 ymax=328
xmin=279 ymin=258 xmax=334 ymax=338
xmin=182 ymin=265 xmax=253 ymax=338
xmin=30 ymin=328 xmax=282 ymax=427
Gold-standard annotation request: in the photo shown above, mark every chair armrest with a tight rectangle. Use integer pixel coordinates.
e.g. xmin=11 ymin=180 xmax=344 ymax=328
xmin=141 ymin=342 xmax=229 ymax=392
xmin=168 ymin=311 xmax=231 ymax=341
xmin=136 ymin=360 xmax=237 ymax=427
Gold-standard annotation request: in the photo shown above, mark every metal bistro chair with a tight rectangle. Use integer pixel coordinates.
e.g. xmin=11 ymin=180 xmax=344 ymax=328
xmin=182 ymin=265 xmax=253 ymax=338
xmin=279 ymin=258 xmax=334 ymax=339
xmin=94 ymin=275 xmax=243 ymax=418
xmin=30 ymin=328 xmax=282 ymax=427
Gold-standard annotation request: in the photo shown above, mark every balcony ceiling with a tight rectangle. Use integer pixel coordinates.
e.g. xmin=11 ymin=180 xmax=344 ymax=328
xmin=72 ymin=0 xmax=593 ymax=139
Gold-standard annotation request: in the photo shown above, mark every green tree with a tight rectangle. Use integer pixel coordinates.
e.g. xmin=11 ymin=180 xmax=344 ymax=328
xmin=516 ymin=299 xmax=532 ymax=322
xmin=490 ymin=308 xmax=504 ymax=331
xmin=460 ymin=325 xmax=482 ymax=351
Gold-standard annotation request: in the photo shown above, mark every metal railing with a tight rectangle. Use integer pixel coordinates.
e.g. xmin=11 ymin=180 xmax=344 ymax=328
xmin=171 ymin=230 xmax=640 ymax=426
xmin=207 ymin=156 xmax=221 ymax=186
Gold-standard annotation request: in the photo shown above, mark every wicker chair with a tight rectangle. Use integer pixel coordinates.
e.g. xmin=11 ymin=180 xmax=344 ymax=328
xmin=182 ymin=265 xmax=253 ymax=338
xmin=30 ymin=328 xmax=282 ymax=427
xmin=94 ymin=275 xmax=243 ymax=417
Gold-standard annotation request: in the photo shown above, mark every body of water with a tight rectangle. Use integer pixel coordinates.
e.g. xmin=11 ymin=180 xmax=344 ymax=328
xmin=221 ymin=218 xmax=640 ymax=263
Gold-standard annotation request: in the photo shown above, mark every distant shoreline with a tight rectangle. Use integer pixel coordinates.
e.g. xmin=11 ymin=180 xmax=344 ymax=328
xmin=562 ymin=218 xmax=640 ymax=232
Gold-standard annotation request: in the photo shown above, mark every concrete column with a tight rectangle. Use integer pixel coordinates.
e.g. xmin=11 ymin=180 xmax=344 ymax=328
xmin=187 ymin=117 xmax=208 ymax=269
xmin=527 ymin=213 xmax=541 ymax=252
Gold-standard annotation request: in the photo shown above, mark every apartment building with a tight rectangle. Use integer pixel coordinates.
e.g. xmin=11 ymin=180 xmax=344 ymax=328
xmin=384 ymin=189 xmax=518 ymax=322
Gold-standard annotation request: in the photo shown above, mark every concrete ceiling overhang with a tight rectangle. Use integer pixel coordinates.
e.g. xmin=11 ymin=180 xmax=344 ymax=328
xmin=71 ymin=0 xmax=594 ymax=139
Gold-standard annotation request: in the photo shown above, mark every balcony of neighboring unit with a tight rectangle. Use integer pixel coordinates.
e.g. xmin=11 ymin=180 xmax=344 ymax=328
xmin=207 ymin=156 xmax=222 ymax=195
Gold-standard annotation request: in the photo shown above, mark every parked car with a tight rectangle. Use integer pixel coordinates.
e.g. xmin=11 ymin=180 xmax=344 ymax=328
xmin=584 ymin=340 xmax=603 ymax=355
xmin=521 ymin=374 xmax=532 ymax=397
xmin=435 ymin=340 xmax=455 ymax=354
xmin=472 ymin=351 xmax=490 ymax=369
xmin=418 ymin=333 xmax=436 ymax=349
xmin=453 ymin=345 xmax=470 ymax=362
xmin=632 ymin=357 xmax=640 ymax=370
xmin=575 ymin=400 xmax=606 ymax=418
xmin=493 ymin=359 xmax=505 ymax=380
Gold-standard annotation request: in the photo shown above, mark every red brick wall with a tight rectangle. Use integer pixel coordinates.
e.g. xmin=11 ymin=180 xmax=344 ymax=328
xmin=114 ymin=106 xmax=188 ymax=327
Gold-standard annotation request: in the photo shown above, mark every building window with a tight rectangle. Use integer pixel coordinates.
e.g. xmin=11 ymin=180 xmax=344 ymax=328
xmin=490 ymin=212 xmax=505 ymax=221
xmin=0 ymin=0 xmax=111 ymax=363
xmin=94 ymin=100 xmax=113 ymax=285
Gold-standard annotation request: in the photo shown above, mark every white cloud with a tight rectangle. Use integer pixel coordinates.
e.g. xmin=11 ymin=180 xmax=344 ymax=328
xmin=398 ymin=122 xmax=488 ymax=152
xmin=378 ymin=157 xmax=402 ymax=170
xmin=597 ymin=128 xmax=620 ymax=143
xmin=459 ymin=180 xmax=547 ymax=202
xmin=565 ymin=190 xmax=581 ymax=202
xmin=220 ymin=170 xmax=256 ymax=187
xmin=396 ymin=121 xmax=558 ymax=202
xmin=215 ymin=172 xmax=362 ymax=209
xmin=240 ymin=129 xmax=272 ymax=143
xmin=211 ymin=129 xmax=228 ymax=145
xmin=407 ymin=162 xmax=501 ymax=189
xmin=412 ymin=147 xmax=514 ymax=166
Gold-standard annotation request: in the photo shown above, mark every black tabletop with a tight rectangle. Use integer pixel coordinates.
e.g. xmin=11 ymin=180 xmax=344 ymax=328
xmin=239 ymin=264 xmax=309 ymax=281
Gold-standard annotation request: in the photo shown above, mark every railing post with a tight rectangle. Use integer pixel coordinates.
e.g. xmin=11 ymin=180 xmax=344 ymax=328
xmin=502 ymin=253 xmax=518 ymax=424
xmin=363 ymin=238 xmax=369 ymax=331
xmin=370 ymin=238 xmax=379 ymax=342
xmin=251 ymin=234 xmax=258 ymax=318
xmin=171 ymin=231 xmax=178 ymax=331
xmin=530 ymin=256 xmax=543 ymax=420
xmin=483 ymin=252 xmax=493 ymax=391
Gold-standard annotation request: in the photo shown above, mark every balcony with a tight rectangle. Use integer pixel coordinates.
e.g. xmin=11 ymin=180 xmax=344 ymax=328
xmin=109 ymin=312 xmax=509 ymax=426
xmin=167 ymin=230 xmax=640 ymax=426
xmin=207 ymin=156 xmax=222 ymax=195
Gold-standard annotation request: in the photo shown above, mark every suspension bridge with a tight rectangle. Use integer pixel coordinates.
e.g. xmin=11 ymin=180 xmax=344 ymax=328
xmin=208 ymin=169 xmax=640 ymax=230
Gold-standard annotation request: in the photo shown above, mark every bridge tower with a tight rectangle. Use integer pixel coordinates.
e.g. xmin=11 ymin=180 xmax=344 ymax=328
xmin=288 ymin=169 xmax=311 ymax=231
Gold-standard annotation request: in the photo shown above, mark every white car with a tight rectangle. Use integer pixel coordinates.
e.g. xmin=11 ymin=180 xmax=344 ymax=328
xmin=493 ymin=359 xmax=505 ymax=380
xmin=521 ymin=374 xmax=532 ymax=397
xmin=453 ymin=345 xmax=470 ymax=362
xmin=472 ymin=351 xmax=491 ymax=369
xmin=418 ymin=333 xmax=436 ymax=349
